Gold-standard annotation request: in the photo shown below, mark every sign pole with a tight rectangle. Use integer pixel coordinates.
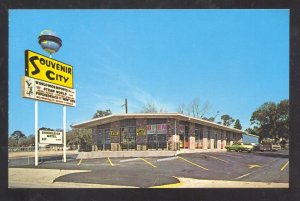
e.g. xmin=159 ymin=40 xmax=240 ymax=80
xmin=63 ymin=105 xmax=66 ymax=162
xmin=48 ymin=53 xmax=67 ymax=163
xmin=175 ymin=119 xmax=177 ymax=151
xmin=35 ymin=100 xmax=38 ymax=166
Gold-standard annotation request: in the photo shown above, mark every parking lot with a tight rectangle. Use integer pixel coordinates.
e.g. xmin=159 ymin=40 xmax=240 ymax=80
xmin=9 ymin=150 xmax=289 ymax=188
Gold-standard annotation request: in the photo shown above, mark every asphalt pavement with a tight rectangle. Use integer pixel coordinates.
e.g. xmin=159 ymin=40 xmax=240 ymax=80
xmin=8 ymin=150 xmax=289 ymax=188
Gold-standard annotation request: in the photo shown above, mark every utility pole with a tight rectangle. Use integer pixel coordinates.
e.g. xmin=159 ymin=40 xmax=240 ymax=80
xmin=122 ymin=98 xmax=128 ymax=113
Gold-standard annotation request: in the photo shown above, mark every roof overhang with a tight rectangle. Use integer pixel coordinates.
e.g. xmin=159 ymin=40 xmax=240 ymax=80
xmin=71 ymin=113 xmax=244 ymax=134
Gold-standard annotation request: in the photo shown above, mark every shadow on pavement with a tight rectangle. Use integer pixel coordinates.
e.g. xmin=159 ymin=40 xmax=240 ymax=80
xmin=53 ymin=170 xmax=179 ymax=188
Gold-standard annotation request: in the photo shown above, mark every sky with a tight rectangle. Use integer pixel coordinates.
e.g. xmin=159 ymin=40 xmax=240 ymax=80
xmin=8 ymin=9 xmax=289 ymax=136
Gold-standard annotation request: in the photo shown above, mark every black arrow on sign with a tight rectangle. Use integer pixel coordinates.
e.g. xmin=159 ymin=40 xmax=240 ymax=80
xmin=29 ymin=56 xmax=40 ymax=75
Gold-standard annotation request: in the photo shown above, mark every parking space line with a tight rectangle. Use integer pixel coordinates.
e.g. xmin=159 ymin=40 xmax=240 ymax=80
xmin=120 ymin=158 xmax=140 ymax=163
xmin=77 ymin=158 xmax=83 ymax=166
xmin=139 ymin=158 xmax=157 ymax=168
xmin=280 ymin=161 xmax=289 ymax=171
xmin=157 ymin=156 xmax=178 ymax=162
xmin=177 ymin=156 xmax=208 ymax=171
xmin=107 ymin=157 xmax=114 ymax=166
xmin=203 ymin=154 xmax=228 ymax=163
xmin=234 ymin=171 xmax=255 ymax=180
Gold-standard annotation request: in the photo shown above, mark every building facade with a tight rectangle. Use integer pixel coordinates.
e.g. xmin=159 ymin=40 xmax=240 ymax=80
xmin=71 ymin=113 xmax=244 ymax=151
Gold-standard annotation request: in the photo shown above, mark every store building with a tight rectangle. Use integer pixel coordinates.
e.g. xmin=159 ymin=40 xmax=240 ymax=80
xmin=71 ymin=113 xmax=244 ymax=151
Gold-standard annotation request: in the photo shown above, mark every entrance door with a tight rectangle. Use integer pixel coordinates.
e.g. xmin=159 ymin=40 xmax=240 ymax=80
xmin=120 ymin=127 xmax=136 ymax=150
xmin=104 ymin=129 xmax=111 ymax=150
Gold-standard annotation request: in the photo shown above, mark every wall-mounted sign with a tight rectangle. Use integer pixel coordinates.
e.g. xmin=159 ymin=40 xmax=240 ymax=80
xmin=136 ymin=128 xmax=146 ymax=136
xmin=22 ymin=76 xmax=76 ymax=107
xmin=110 ymin=130 xmax=119 ymax=136
xmin=39 ymin=130 xmax=62 ymax=144
xmin=25 ymin=50 xmax=73 ymax=88
xmin=147 ymin=124 xmax=168 ymax=134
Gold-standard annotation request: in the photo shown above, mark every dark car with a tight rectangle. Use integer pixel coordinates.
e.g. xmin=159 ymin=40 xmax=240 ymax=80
xmin=78 ymin=145 xmax=93 ymax=152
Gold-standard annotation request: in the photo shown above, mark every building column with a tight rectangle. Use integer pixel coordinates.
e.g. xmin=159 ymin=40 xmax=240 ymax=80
xmin=210 ymin=139 xmax=214 ymax=149
xmin=230 ymin=132 xmax=234 ymax=145
xmin=203 ymin=126 xmax=208 ymax=150
xmin=217 ymin=139 xmax=221 ymax=150
xmin=221 ymin=131 xmax=226 ymax=149
xmin=189 ymin=136 xmax=195 ymax=149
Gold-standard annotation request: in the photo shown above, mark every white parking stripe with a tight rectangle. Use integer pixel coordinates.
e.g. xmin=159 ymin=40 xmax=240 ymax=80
xmin=120 ymin=158 xmax=140 ymax=163
xmin=157 ymin=157 xmax=178 ymax=162
xmin=234 ymin=171 xmax=255 ymax=180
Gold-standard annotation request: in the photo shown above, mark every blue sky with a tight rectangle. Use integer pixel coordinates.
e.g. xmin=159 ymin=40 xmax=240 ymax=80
xmin=8 ymin=9 xmax=289 ymax=135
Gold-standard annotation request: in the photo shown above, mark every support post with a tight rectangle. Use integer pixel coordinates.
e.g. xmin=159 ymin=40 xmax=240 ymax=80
xmin=174 ymin=120 xmax=177 ymax=150
xmin=63 ymin=106 xmax=66 ymax=162
xmin=35 ymin=101 xmax=38 ymax=166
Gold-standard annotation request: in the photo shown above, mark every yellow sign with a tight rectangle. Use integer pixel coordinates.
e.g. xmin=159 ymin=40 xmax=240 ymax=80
xmin=110 ymin=130 xmax=119 ymax=136
xmin=25 ymin=50 xmax=73 ymax=88
xmin=136 ymin=128 xmax=146 ymax=136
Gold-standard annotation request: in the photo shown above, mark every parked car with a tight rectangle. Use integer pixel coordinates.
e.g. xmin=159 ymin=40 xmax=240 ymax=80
xmin=259 ymin=143 xmax=281 ymax=152
xmin=78 ymin=145 xmax=93 ymax=152
xmin=225 ymin=142 xmax=254 ymax=153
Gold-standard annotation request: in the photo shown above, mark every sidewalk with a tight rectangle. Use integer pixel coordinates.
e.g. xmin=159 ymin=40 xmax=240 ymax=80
xmin=8 ymin=168 xmax=288 ymax=188
xmin=9 ymin=150 xmax=78 ymax=159
xmin=8 ymin=168 xmax=136 ymax=188
xmin=172 ymin=177 xmax=289 ymax=188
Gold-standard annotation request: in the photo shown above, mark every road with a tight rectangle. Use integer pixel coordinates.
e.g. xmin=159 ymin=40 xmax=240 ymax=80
xmin=9 ymin=150 xmax=289 ymax=188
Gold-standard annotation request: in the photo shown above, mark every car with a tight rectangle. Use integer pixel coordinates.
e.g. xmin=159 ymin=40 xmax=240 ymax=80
xmin=78 ymin=144 xmax=93 ymax=152
xmin=225 ymin=142 xmax=254 ymax=153
xmin=259 ymin=143 xmax=281 ymax=152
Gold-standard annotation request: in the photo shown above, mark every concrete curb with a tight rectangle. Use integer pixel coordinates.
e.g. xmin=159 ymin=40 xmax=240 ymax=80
xmin=175 ymin=177 xmax=289 ymax=188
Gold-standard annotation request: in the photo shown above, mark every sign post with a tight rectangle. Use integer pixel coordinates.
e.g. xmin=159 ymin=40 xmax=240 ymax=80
xmin=63 ymin=106 xmax=66 ymax=162
xmin=35 ymin=100 xmax=38 ymax=166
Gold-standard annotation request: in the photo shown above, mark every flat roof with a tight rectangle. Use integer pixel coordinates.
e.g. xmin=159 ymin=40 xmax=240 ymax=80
xmin=71 ymin=113 xmax=244 ymax=134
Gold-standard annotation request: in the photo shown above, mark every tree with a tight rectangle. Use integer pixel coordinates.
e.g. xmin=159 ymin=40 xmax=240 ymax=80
xmin=234 ymin=119 xmax=242 ymax=130
xmin=221 ymin=114 xmax=235 ymax=126
xmin=178 ymin=97 xmax=211 ymax=118
xmin=202 ymin=117 xmax=215 ymax=122
xmin=67 ymin=128 xmax=92 ymax=146
xmin=177 ymin=104 xmax=185 ymax=114
xmin=11 ymin=130 xmax=26 ymax=146
xmin=250 ymin=99 xmax=289 ymax=142
xmin=187 ymin=98 xmax=211 ymax=118
xmin=93 ymin=109 xmax=112 ymax=119
xmin=141 ymin=102 xmax=158 ymax=113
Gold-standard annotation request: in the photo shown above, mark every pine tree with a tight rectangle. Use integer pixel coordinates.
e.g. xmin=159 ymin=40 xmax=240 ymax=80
xmin=234 ymin=119 xmax=242 ymax=130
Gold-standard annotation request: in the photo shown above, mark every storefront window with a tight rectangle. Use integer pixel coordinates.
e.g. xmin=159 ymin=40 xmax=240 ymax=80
xmin=147 ymin=123 xmax=167 ymax=149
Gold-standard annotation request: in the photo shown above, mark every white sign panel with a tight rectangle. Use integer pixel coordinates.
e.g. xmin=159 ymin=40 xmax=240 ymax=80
xmin=39 ymin=130 xmax=63 ymax=144
xmin=22 ymin=76 xmax=76 ymax=107
xmin=147 ymin=124 xmax=168 ymax=134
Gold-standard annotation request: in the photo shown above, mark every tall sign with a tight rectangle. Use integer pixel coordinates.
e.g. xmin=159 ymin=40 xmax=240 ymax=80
xmin=25 ymin=50 xmax=73 ymax=88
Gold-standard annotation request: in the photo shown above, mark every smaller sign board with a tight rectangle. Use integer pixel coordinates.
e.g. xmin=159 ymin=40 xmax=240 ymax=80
xmin=39 ymin=130 xmax=63 ymax=144
xmin=22 ymin=76 xmax=76 ymax=107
